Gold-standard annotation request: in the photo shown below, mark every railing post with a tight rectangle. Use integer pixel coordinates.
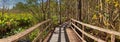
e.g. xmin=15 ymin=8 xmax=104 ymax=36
xmin=82 ymin=25 xmax=84 ymax=39
xmin=38 ymin=24 xmax=45 ymax=42
xmin=111 ymin=35 xmax=115 ymax=42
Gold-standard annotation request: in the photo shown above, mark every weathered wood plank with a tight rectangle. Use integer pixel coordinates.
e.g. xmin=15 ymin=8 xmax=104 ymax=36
xmin=50 ymin=27 xmax=60 ymax=42
xmin=66 ymin=27 xmax=83 ymax=42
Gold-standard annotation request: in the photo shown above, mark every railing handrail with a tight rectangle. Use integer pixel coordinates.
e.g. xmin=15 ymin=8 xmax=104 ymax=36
xmin=32 ymin=23 xmax=52 ymax=42
xmin=71 ymin=18 xmax=120 ymax=36
xmin=70 ymin=26 xmax=86 ymax=42
xmin=72 ymin=23 xmax=105 ymax=42
xmin=0 ymin=19 xmax=51 ymax=42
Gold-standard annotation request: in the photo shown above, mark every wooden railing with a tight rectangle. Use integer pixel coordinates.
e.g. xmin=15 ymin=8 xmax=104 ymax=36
xmin=0 ymin=19 xmax=52 ymax=42
xmin=1 ymin=18 xmax=119 ymax=42
xmin=71 ymin=18 xmax=120 ymax=42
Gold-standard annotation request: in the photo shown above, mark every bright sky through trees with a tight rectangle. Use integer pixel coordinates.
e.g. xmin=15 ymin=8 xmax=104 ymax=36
xmin=0 ymin=0 xmax=26 ymax=9
xmin=0 ymin=0 xmax=47 ymax=9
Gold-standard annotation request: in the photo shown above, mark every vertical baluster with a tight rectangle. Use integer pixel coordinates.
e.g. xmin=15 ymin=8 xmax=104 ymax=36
xmin=82 ymin=25 xmax=84 ymax=39
xmin=111 ymin=35 xmax=115 ymax=42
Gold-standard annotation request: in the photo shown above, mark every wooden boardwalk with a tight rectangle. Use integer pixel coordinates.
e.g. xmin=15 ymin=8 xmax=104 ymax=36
xmin=66 ymin=28 xmax=82 ymax=42
xmin=50 ymin=27 xmax=60 ymax=42
xmin=45 ymin=22 xmax=81 ymax=42
xmin=49 ymin=23 xmax=67 ymax=42
xmin=1 ymin=19 xmax=120 ymax=42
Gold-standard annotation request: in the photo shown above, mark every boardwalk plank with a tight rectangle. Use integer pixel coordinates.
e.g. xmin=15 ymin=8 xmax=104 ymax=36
xmin=66 ymin=28 xmax=82 ymax=42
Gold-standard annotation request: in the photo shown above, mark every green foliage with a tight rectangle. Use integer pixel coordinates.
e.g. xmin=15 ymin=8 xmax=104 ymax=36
xmin=0 ymin=13 xmax=39 ymax=38
xmin=29 ymin=29 xmax=39 ymax=41
xmin=51 ymin=15 xmax=58 ymax=25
